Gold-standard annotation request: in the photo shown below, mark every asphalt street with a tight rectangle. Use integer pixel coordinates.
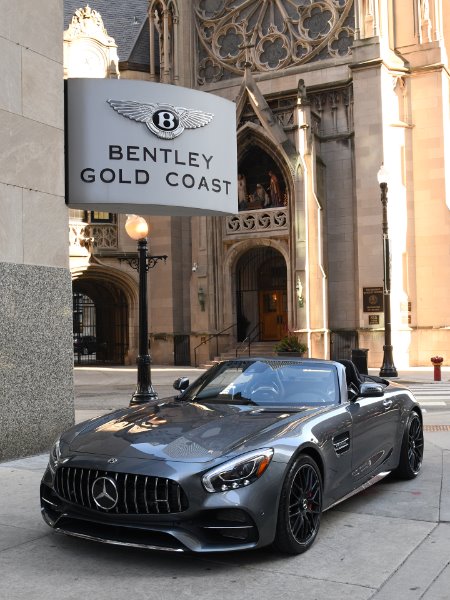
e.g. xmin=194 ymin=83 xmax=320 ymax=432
xmin=0 ymin=365 xmax=449 ymax=600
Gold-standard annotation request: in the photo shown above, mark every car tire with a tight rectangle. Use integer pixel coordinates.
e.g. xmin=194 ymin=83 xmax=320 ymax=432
xmin=393 ymin=411 xmax=424 ymax=479
xmin=273 ymin=454 xmax=322 ymax=555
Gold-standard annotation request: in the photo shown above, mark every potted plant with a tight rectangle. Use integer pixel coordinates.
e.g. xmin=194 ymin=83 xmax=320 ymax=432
xmin=274 ymin=334 xmax=308 ymax=357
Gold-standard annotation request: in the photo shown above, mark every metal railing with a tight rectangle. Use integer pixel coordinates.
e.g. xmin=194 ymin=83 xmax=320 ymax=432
xmin=193 ymin=323 xmax=236 ymax=367
xmin=235 ymin=322 xmax=262 ymax=358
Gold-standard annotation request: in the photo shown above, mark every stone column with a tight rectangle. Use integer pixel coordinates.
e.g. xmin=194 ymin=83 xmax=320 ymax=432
xmin=149 ymin=10 xmax=156 ymax=81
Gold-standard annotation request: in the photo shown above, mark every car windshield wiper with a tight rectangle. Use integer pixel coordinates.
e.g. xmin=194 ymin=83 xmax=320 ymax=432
xmin=224 ymin=397 xmax=258 ymax=406
xmin=190 ymin=394 xmax=258 ymax=406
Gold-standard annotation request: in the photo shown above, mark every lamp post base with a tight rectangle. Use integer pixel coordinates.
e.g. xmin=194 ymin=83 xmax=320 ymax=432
xmin=380 ymin=345 xmax=398 ymax=378
xmin=130 ymin=388 xmax=158 ymax=406
xmin=129 ymin=354 xmax=159 ymax=406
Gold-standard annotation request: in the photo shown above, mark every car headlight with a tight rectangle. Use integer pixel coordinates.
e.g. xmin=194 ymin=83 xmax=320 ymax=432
xmin=48 ymin=438 xmax=61 ymax=474
xmin=202 ymin=449 xmax=274 ymax=493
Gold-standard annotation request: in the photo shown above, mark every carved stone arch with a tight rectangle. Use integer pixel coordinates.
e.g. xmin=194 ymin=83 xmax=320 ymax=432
xmin=71 ymin=264 xmax=138 ymax=306
xmin=222 ymin=238 xmax=292 ymax=342
xmin=238 ymin=121 xmax=295 ymax=179
xmin=71 ymin=264 xmax=139 ymax=364
xmin=225 ymin=237 xmax=290 ymax=273
xmin=167 ymin=0 xmax=179 ymax=18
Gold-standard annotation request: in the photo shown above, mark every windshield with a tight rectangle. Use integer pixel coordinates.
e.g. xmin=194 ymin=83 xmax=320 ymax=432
xmin=184 ymin=360 xmax=339 ymax=407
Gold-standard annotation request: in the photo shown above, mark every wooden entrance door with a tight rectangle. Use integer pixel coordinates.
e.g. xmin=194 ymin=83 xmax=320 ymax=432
xmin=259 ymin=290 xmax=287 ymax=341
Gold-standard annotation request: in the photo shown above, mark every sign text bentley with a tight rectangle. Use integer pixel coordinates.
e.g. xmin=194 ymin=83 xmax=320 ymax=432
xmin=66 ymin=79 xmax=237 ymax=216
xmin=79 ymin=145 xmax=231 ymax=194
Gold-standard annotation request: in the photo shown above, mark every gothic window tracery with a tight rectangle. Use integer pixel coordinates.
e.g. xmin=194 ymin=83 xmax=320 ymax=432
xmin=195 ymin=0 xmax=355 ymax=84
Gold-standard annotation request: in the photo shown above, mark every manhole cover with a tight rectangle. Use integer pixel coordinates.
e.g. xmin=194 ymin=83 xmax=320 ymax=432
xmin=423 ymin=425 xmax=450 ymax=431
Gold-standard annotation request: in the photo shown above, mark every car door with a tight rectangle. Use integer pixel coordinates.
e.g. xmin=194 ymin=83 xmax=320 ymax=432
xmin=348 ymin=388 xmax=401 ymax=482
xmin=317 ymin=404 xmax=354 ymax=506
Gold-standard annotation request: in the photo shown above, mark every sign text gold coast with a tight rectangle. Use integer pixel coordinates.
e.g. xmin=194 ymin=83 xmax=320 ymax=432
xmin=80 ymin=144 xmax=232 ymax=195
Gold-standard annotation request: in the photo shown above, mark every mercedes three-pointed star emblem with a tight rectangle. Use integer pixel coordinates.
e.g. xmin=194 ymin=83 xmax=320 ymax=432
xmin=91 ymin=476 xmax=119 ymax=511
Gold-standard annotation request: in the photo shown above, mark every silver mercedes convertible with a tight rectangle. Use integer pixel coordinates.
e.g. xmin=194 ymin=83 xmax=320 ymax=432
xmin=40 ymin=358 xmax=423 ymax=554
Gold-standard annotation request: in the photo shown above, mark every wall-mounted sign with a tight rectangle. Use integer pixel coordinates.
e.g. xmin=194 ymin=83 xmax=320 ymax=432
xmin=363 ymin=287 xmax=384 ymax=313
xmin=369 ymin=314 xmax=380 ymax=325
xmin=65 ymin=79 xmax=237 ymax=216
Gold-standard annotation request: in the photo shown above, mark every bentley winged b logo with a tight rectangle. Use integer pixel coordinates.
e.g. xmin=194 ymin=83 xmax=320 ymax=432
xmin=107 ymin=99 xmax=214 ymax=140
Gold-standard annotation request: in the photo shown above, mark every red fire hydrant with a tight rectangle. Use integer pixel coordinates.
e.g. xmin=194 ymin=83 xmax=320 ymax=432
xmin=431 ymin=356 xmax=444 ymax=381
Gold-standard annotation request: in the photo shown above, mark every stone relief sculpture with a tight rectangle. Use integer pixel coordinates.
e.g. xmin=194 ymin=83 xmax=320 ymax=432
xmin=268 ymin=170 xmax=282 ymax=207
xmin=195 ymin=0 xmax=355 ymax=84
xmin=69 ymin=5 xmax=111 ymax=38
xmin=64 ymin=5 xmax=119 ymax=78
xmin=238 ymin=173 xmax=248 ymax=210
xmin=237 ymin=165 xmax=287 ymax=212
xmin=249 ymin=183 xmax=270 ymax=209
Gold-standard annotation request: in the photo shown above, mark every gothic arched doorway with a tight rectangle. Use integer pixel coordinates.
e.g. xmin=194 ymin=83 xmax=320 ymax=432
xmin=72 ymin=278 xmax=128 ymax=365
xmin=236 ymin=247 xmax=287 ymax=342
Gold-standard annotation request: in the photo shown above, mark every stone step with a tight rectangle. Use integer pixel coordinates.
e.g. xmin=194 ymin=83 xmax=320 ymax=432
xmin=199 ymin=342 xmax=278 ymax=369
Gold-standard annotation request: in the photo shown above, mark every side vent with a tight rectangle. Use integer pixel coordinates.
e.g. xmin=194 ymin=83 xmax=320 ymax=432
xmin=332 ymin=432 xmax=350 ymax=455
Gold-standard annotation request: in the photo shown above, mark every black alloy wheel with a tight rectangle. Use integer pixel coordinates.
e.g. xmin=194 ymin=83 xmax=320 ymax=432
xmin=395 ymin=412 xmax=424 ymax=479
xmin=274 ymin=455 xmax=322 ymax=554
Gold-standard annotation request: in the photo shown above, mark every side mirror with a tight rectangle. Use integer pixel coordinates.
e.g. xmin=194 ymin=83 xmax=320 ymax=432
xmin=173 ymin=377 xmax=189 ymax=392
xmin=359 ymin=382 xmax=385 ymax=398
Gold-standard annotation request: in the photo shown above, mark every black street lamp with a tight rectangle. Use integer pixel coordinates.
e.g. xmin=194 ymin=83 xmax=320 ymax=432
xmin=124 ymin=215 xmax=168 ymax=406
xmin=377 ymin=166 xmax=398 ymax=378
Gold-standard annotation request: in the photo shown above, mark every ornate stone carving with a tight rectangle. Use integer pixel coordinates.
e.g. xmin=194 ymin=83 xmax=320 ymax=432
xmin=309 ymin=85 xmax=353 ymax=136
xmin=64 ymin=5 xmax=115 ymax=44
xmin=64 ymin=5 xmax=120 ymax=79
xmin=69 ymin=223 xmax=118 ymax=254
xmin=225 ymin=208 xmax=289 ymax=235
xmin=69 ymin=223 xmax=93 ymax=254
xmin=87 ymin=225 xmax=118 ymax=250
xmin=238 ymin=96 xmax=297 ymax=130
xmin=195 ymin=0 xmax=355 ymax=83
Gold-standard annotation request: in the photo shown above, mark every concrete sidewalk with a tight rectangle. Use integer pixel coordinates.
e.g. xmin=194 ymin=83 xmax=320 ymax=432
xmin=1 ymin=365 xmax=450 ymax=599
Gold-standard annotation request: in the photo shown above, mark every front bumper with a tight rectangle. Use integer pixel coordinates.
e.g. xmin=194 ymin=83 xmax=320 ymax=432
xmin=40 ymin=455 xmax=285 ymax=553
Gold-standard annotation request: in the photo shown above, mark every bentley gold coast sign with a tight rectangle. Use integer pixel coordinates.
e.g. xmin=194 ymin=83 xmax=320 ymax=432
xmin=65 ymin=79 xmax=237 ymax=215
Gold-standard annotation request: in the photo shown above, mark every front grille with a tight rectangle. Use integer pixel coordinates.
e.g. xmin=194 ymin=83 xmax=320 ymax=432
xmin=54 ymin=467 xmax=188 ymax=514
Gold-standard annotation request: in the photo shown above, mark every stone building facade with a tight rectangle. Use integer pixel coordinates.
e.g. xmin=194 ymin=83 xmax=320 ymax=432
xmin=1 ymin=2 xmax=74 ymax=460
xmin=64 ymin=0 xmax=450 ymax=370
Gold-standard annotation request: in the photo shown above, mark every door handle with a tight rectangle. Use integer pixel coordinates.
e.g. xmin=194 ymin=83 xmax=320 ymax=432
xmin=382 ymin=398 xmax=393 ymax=409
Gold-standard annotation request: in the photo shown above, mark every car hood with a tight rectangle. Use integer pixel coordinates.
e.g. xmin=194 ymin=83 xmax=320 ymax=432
xmin=68 ymin=400 xmax=321 ymax=463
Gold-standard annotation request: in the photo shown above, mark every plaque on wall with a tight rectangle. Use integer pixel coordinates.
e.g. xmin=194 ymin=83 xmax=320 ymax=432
xmin=363 ymin=287 xmax=384 ymax=312
xmin=369 ymin=314 xmax=380 ymax=325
